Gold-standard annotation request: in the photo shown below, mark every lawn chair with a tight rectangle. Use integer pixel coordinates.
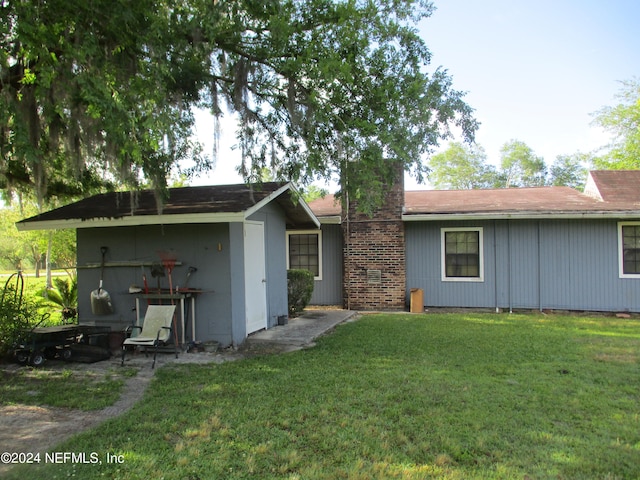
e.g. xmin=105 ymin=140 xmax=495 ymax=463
xmin=121 ymin=305 xmax=177 ymax=368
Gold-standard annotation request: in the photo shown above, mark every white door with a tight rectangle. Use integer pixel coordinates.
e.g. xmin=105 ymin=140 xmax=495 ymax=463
xmin=244 ymin=221 xmax=267 ymax=334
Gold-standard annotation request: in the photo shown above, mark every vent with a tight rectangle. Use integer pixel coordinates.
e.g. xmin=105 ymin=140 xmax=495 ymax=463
xmin=367 ymin=269 xmax=382 ymax=284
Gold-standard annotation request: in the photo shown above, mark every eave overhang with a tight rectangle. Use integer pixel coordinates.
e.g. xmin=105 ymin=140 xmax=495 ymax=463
xmin=16 ymin=212 xmax=247 ymax=231
xmin=316 ymin=215 xmax=342 ymax=225
xmin=16 ymin=182 xmax=321 ymax=231
xmin=402 ymin=210 xmax=640 ymax=222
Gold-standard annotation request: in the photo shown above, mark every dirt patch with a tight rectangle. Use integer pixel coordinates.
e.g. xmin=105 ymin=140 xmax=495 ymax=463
xmin=0 ymin=361 xmax=151 ymax=475
xmin=0 ymin=350 xmax=248 ymax=476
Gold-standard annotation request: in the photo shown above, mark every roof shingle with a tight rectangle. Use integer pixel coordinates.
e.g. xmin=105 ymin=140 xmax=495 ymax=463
xmin=306 ymin=170 xmax=640 ymax=219
xmin=18 ymin=182 xmax=319 ymax=230
xmin=584 ymin=170 xmax=640 ymax=203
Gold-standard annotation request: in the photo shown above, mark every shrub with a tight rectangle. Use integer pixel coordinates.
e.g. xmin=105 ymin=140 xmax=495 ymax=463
xmin=287 ymin=269 xmax=314 ymax=317
xmin=0 ymin=275 xmax=47 ymax=358
xmin=41 ymin=276 xmax=78 ymax=323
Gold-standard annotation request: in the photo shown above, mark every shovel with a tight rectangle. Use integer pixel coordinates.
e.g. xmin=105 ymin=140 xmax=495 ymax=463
xmin=90 ymin=246 xmax=114 ymax=315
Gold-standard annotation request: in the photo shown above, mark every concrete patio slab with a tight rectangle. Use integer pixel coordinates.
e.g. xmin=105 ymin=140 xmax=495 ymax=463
xmin=244 ymin=309 xmax=357 ymax=351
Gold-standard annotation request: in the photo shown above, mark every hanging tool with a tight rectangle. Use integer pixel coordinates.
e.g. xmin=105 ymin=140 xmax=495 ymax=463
xmin=90 ymin=247 xmax=114 ymax=315
xmin=176 ymin=266 xmax=197 ymax=293
xmin=140 ymin=265 xmax=150 ymax=304
xmin=158 ymin=250 xmax=179 ymax=347
xmin=177 ymin=266 xmax=198 ymax=341
xmin=150 ymin=263 xmax=165 ymax=301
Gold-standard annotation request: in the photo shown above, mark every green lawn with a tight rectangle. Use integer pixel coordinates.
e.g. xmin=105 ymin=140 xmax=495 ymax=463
xmin=8 ymin=313 xmax=640 ymax=479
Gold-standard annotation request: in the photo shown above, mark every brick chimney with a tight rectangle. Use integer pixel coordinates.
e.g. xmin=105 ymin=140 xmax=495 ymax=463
xmin=342 ymin=169 xmax=406 ymax=311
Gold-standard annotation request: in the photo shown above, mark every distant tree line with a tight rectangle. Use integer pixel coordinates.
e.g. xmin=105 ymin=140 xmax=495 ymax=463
xmin=428 ymin=79 xmax=640 ymax=190
xmin=428 ymin=140 xmax=591 ymax=190
xmin=0 ymin=203 xmax=75 ymax=275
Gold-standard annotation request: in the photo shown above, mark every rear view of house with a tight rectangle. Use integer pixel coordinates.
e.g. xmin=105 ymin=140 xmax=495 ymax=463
xmin=304 ymin=170 xmax=640 ymax=313
xmin=16 ymin=170 xmax=640 ymax=351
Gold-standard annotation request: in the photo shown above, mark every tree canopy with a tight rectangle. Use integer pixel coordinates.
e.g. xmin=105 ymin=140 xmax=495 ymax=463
xmin=549 ymin=153 xmax=589 ymax=191
xmin=0 ymin=0 xmax=208 ymax=207
xmin=499 ymin=140 xmax=547 ymax=188
xmin=428 ymin=142 xmax=501 ymax=189
xmin=0 ymin=203 xmax=75 ymax=272
xmin=1 ymin=0 xmax=477 ymax=213
xmin=592 ymin=78 xmax=640 ymax=169
xmin=428 ymin=140 xmax=589 ymax=190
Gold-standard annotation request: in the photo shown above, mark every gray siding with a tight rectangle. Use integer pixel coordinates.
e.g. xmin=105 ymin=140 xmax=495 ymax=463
xmin=406 ymin=219 xmax=640 ymax=312
xmin=77 ymin=202 xmax=291 ymax=347
xmin=77 ymin=223 xmax=234 ymax=345
xmin=406 ymin=221 xmax=497 ymax=308
xmin=310 ymin=224 xmax=343 ymax=305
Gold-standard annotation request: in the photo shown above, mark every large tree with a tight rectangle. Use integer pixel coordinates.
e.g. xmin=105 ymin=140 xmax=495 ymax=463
xmin=592 ymin=78 xmax=640 ymax=169
xmin=428 ymin=142 xmax=502 ymax=189
xmin=429 ymin=140 xmax=593 ymax=191
xmin=500 ymin=140 xmax=547 ymax=188
xmin=1 ymin=0 xmax=477 ymax=213
xmin=0 ymin=0 xmax=207 ymax=207
xmin=0 ymin=202 xmax=75 ymax=276
xmin=549 ymin=153 xmax=590 ymax=191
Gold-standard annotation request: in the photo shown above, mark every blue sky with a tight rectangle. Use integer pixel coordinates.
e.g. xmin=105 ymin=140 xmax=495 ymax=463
xmin=421 ymin=1 xmax=639 ymax=166
xmin=193 ymin=0 xmax=640 ymax=188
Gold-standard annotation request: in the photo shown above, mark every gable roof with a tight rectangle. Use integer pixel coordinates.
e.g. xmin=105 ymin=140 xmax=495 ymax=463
xmin=402 ymin=186 xmax=640 ymax=220
xmin=307 ymin=170 xmax=640 ymax=222
xmin=304 ymin=194 xmax=343 ymax=223
xmin=17 ymin=182 xmax=320 ymax=231
xmin=584 ymin=170 xmax=640 ymax=203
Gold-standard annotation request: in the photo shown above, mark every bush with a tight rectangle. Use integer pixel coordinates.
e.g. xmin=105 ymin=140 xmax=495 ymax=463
xmin=287 ymin=269 xmax=314 ymax=317
xmin=0 ymin=275 xmax=47 ymax=358
xmin=41 ymin=276 xmax=78 ymax=323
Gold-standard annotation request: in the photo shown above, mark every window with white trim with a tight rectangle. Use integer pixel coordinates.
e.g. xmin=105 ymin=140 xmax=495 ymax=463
xmin=441 ymin=227 xmax=484 ymax=282
xmin=286 ymin=230 xmax=322 ymax=280
xmin=618 ymin=222 xmax=640 ymax=278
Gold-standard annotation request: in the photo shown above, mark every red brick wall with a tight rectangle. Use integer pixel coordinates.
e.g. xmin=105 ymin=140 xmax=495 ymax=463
xmin=342 ymin=178 xmax=406 ymax=310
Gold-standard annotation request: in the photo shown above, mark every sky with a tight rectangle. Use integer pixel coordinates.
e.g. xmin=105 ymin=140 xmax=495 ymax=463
xmin=192 ymin=0 xmax=640 ymax=190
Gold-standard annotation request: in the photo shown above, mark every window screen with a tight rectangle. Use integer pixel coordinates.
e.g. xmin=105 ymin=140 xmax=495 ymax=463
xmin=288 ymin=233 xmax=320 ymax=277
xmin=622 ymin=224 xmax=640 ymax=275
xmin=444 ymin=230 xmax=480 ymax=278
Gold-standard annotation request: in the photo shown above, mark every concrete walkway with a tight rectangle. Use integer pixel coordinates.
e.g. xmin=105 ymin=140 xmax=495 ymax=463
xmin=244 ymin=309 xmax=357 ymax=352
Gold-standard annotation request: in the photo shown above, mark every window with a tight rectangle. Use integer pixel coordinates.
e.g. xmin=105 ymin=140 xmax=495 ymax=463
xmin=287 ymin=230 xmax=322 ymax=280
xmin=441 ymin=227 xmax=484 ymax=282
xmin=618 ymin=222 xmax=640 ymax=278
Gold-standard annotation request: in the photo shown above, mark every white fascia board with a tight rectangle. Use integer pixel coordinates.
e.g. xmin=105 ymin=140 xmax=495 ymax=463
xmin=402 ymin=211 xmax=640 ymax=222
xmin=243 ymin=182 xmax=321 ymax=228
xmin=243 ymin=183 xmax=293 ymax=219
xmin=318 ymin=215 xmax=342 ymax=225
xmin=16 ymin=212 xmax=246 ymax=231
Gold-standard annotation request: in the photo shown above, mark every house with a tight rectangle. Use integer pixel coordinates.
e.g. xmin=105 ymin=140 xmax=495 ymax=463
xmin=17 ymin=182 xmax=319 ymax=347
xmin=302 ymin=170 xmax=640 ymax=313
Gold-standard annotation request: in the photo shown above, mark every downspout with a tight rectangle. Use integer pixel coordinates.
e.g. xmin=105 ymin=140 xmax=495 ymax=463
xmin=344 ymin=189 xmax=351 ymax=311
xmin=494 ymin=220 xmax=499 ymax=313
xmin=508 ymin=220 xmax=512 ymax=314
xmin=538 ymin=220 xmax=543 ymax=312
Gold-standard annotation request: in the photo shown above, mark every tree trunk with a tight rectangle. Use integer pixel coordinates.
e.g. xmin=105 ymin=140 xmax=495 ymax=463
xmin=46 ymin=230 xmax=53 ymax=289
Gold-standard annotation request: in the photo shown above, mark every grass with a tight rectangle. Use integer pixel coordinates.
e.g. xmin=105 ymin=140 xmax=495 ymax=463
xmin=7 ymin=312 xmax=640 ymax=479
xmin=0 ymin=270 xmax=70 ymax=292
xmin=0 ymin=366 xmax=136 ymax=410
xmin=1 ymin=270 xmax=74 ymax=326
